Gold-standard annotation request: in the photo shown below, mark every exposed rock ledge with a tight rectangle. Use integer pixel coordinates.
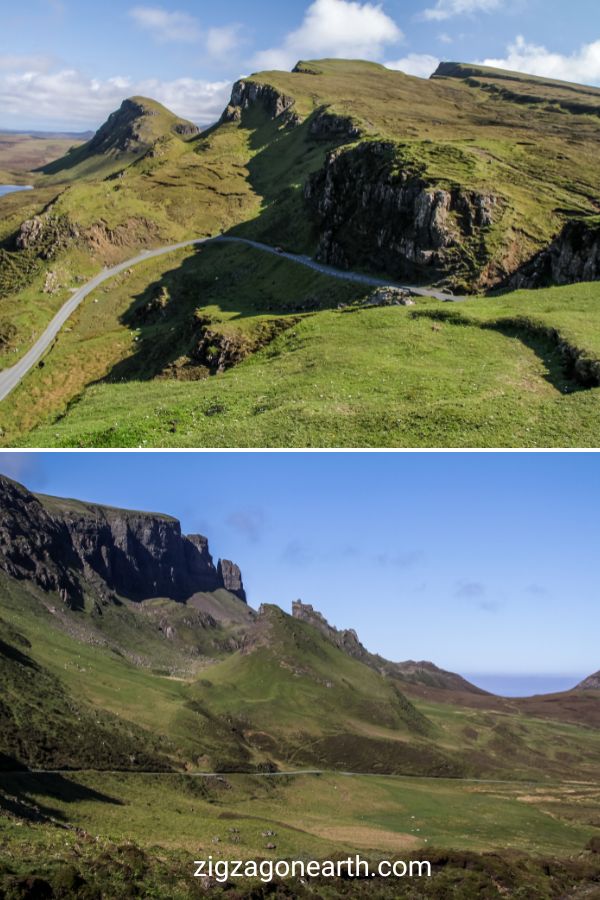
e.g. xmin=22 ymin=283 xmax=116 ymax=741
xmin=221 ymin=80 xmax=297 ymax=124
xmin=508 ymin=218 xmax=600 ymax=289
xmin=304 ymin=141 xmax=500 ymax=290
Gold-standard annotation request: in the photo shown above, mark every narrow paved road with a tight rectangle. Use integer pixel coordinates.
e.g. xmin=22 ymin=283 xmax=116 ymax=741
xmin=0 ymin=235 xmax=461 ymax=403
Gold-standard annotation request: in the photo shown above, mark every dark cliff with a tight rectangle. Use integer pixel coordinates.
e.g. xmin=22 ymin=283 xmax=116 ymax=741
xmin=508 ymin=218 xmax=600 ymax=289
xmin=304 ymin=141 xmax=500 ymax=290
xmin=0 ymin=475 xmax=245 ymax=607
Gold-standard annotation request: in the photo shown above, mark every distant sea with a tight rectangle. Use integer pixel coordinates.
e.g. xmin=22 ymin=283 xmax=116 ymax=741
xmin=464 ymin=674 xmax=584 ymax=697
xmin=0 ymin=185 xmax=33 ymax=197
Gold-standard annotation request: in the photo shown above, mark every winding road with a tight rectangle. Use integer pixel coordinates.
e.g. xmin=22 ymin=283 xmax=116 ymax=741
xmin=0 ymin=235 xmax=460 ymax=403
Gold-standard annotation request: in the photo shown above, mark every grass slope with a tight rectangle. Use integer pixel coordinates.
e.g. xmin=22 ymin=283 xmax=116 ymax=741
xmin=2 ymin=572 xmax=600 ymax=782
xmin=7 ymin=268 xmax=600 ymax=448
xmin=3 ymin=58 xmax=600 ymax=369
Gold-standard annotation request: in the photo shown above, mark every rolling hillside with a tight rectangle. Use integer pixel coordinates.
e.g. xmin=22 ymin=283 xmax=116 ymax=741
xmin=1 ymin=59 xmax=600 ymax=447
xmin=1 ymin=474 xmax=600 ymax=896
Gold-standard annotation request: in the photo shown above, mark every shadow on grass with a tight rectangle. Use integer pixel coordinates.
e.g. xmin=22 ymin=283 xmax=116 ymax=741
xmin=97 ymin=240 xmax=348 ymax=386
xmin=483 ymin=320 xmax=591 ymax=394
xmin=0 ymin=638 xmax=39 ymax=670
xmin=411 ymin=309 xmax=595 ymax=394
xmin=0 ymin=758 xmax=122 ymax=825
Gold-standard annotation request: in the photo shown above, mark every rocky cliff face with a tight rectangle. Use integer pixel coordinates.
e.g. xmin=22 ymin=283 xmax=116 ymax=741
xmin=305 ymin=141 xmax=500 ymax=289
xmin=508 ymin=219 xmax=600 ymax=289
xmin=220 ymin=80 xmax=297 ymax=124
xmin=0 ymin=475 xmax=246 ymax=607
xmin=217 ymin=559 xmax=246 ymax=603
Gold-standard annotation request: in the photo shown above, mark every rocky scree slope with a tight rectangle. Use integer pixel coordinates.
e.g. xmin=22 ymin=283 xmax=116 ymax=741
xmin=0 ymin=475 xmax=245 ymax=608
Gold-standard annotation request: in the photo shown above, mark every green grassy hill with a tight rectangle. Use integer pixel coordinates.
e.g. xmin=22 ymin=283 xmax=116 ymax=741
xmin=2 ymin=562 xmax=599 ymax=781
xmin=2 ymin=479 xmax=600 ymax=895
xmin=6 ymin=260 xmax=600 ymax=448
xmin=2 ymin=58 xmax=600 ymax=447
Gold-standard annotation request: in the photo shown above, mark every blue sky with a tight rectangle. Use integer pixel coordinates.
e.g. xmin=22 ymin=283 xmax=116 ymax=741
xmin=2 ymin=0 xmax=600 ymax=129
xmin=0 ymin=450 xmax=597 ymax=688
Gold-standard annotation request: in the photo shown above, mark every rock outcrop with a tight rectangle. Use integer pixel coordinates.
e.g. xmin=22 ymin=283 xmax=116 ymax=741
xmin=291 ymin=599 xmax=486 ymax=693
xmin=217 ymin=559 xmax=246 ymax=603
xmin=15 ymin=214 xmax=79 ymax=259
xmin=0 ymin=475 xmax=246 ymax=607
xmin=220 ymin=80 xmax=297 ymax=124
xmin=85 ymin=97 xmax=198 ymax=156
xmin=577 ymin=671 xmax=600 ymax=690
xmin=304 ymin=141 xmax=500 ymax=289
xmin=508 ymin=219 xmax=600 ymax=289
xmin=308 ymin=109 xmax=361 ymax=141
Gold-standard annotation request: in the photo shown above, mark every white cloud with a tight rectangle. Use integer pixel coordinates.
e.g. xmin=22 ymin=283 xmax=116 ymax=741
xmin=0 ymin=54 xmax=54 ymax=71
xmin=386 ymin=53 xmax=440 ymax=78
xmin=254 ymin=0 xmax=403 ymax=71
xmin=0 ymin=63 xmax=231 ymax=129
xmin=480 ymin=35 xmax=600 ymax=86
xmin=423 ymin=0 xmax=501 ymax=22
xmin=128 ymin=6 xmax=243 ymax=57
xmin=206 ymin=25 xmax=244 ymax=58
xmin=129 ymin=5 xmax=201 ymax=43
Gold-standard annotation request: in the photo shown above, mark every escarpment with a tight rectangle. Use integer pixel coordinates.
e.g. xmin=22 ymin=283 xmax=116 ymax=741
xmin=304 ymin=141 xmax=501 ymax=289
xmin=0 ymin=475 xmax=246 ymax=606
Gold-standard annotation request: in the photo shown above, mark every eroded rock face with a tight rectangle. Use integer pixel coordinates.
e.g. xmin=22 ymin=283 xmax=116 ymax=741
xmin=15 ymin=215 xmax=79 ymax=259
xmin=221 ymin=80 xmax=296 ymax=123
xmin=508 ymin=219 xmax=600 ymax=288
xmin=217 ymin=559 xmax=247 ymax=603
xmin=305 ymin=141 xmax=500 ymax=288
xmin=0 ymin=475 xmax=246 ymax=606
xmin=308 ymin=110 xmax=361 ymax=141
xmin=0 ymin=477 xmax=85 ymax=608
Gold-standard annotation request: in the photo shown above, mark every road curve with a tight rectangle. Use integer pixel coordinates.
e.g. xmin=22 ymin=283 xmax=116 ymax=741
xmin=0 ymin=235 xmax=461 ymax=403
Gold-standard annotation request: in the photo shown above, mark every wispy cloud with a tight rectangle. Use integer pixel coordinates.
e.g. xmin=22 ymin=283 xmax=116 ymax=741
xmin=478 ymin=599 xmax=500 ymax=613
xmin=525 ymin=583 xmax=549 ymax=597
xmin=225 ymin=508 xmax=266 ymax=543
xmin=206 ymin=25 xmax=245 ymax=57
xmin=129 ymin=6 xmax=201 ymax=43
xmin=422 ymin=0 xmax=501 ymax=22
xmin=0 ymin=453 xmax=48 ymax=487
xmin=0 ymin=54 xmax=55 ymax=71
xmin=254 ymin=0 xmax=403 ymax=71
xmin=374 ymin=549 xmax=424 ymax=567
xmin=454 ymin=580 xmax=486 ymax=599
xmin=281 ymin=540 xmax=315 ymax=566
